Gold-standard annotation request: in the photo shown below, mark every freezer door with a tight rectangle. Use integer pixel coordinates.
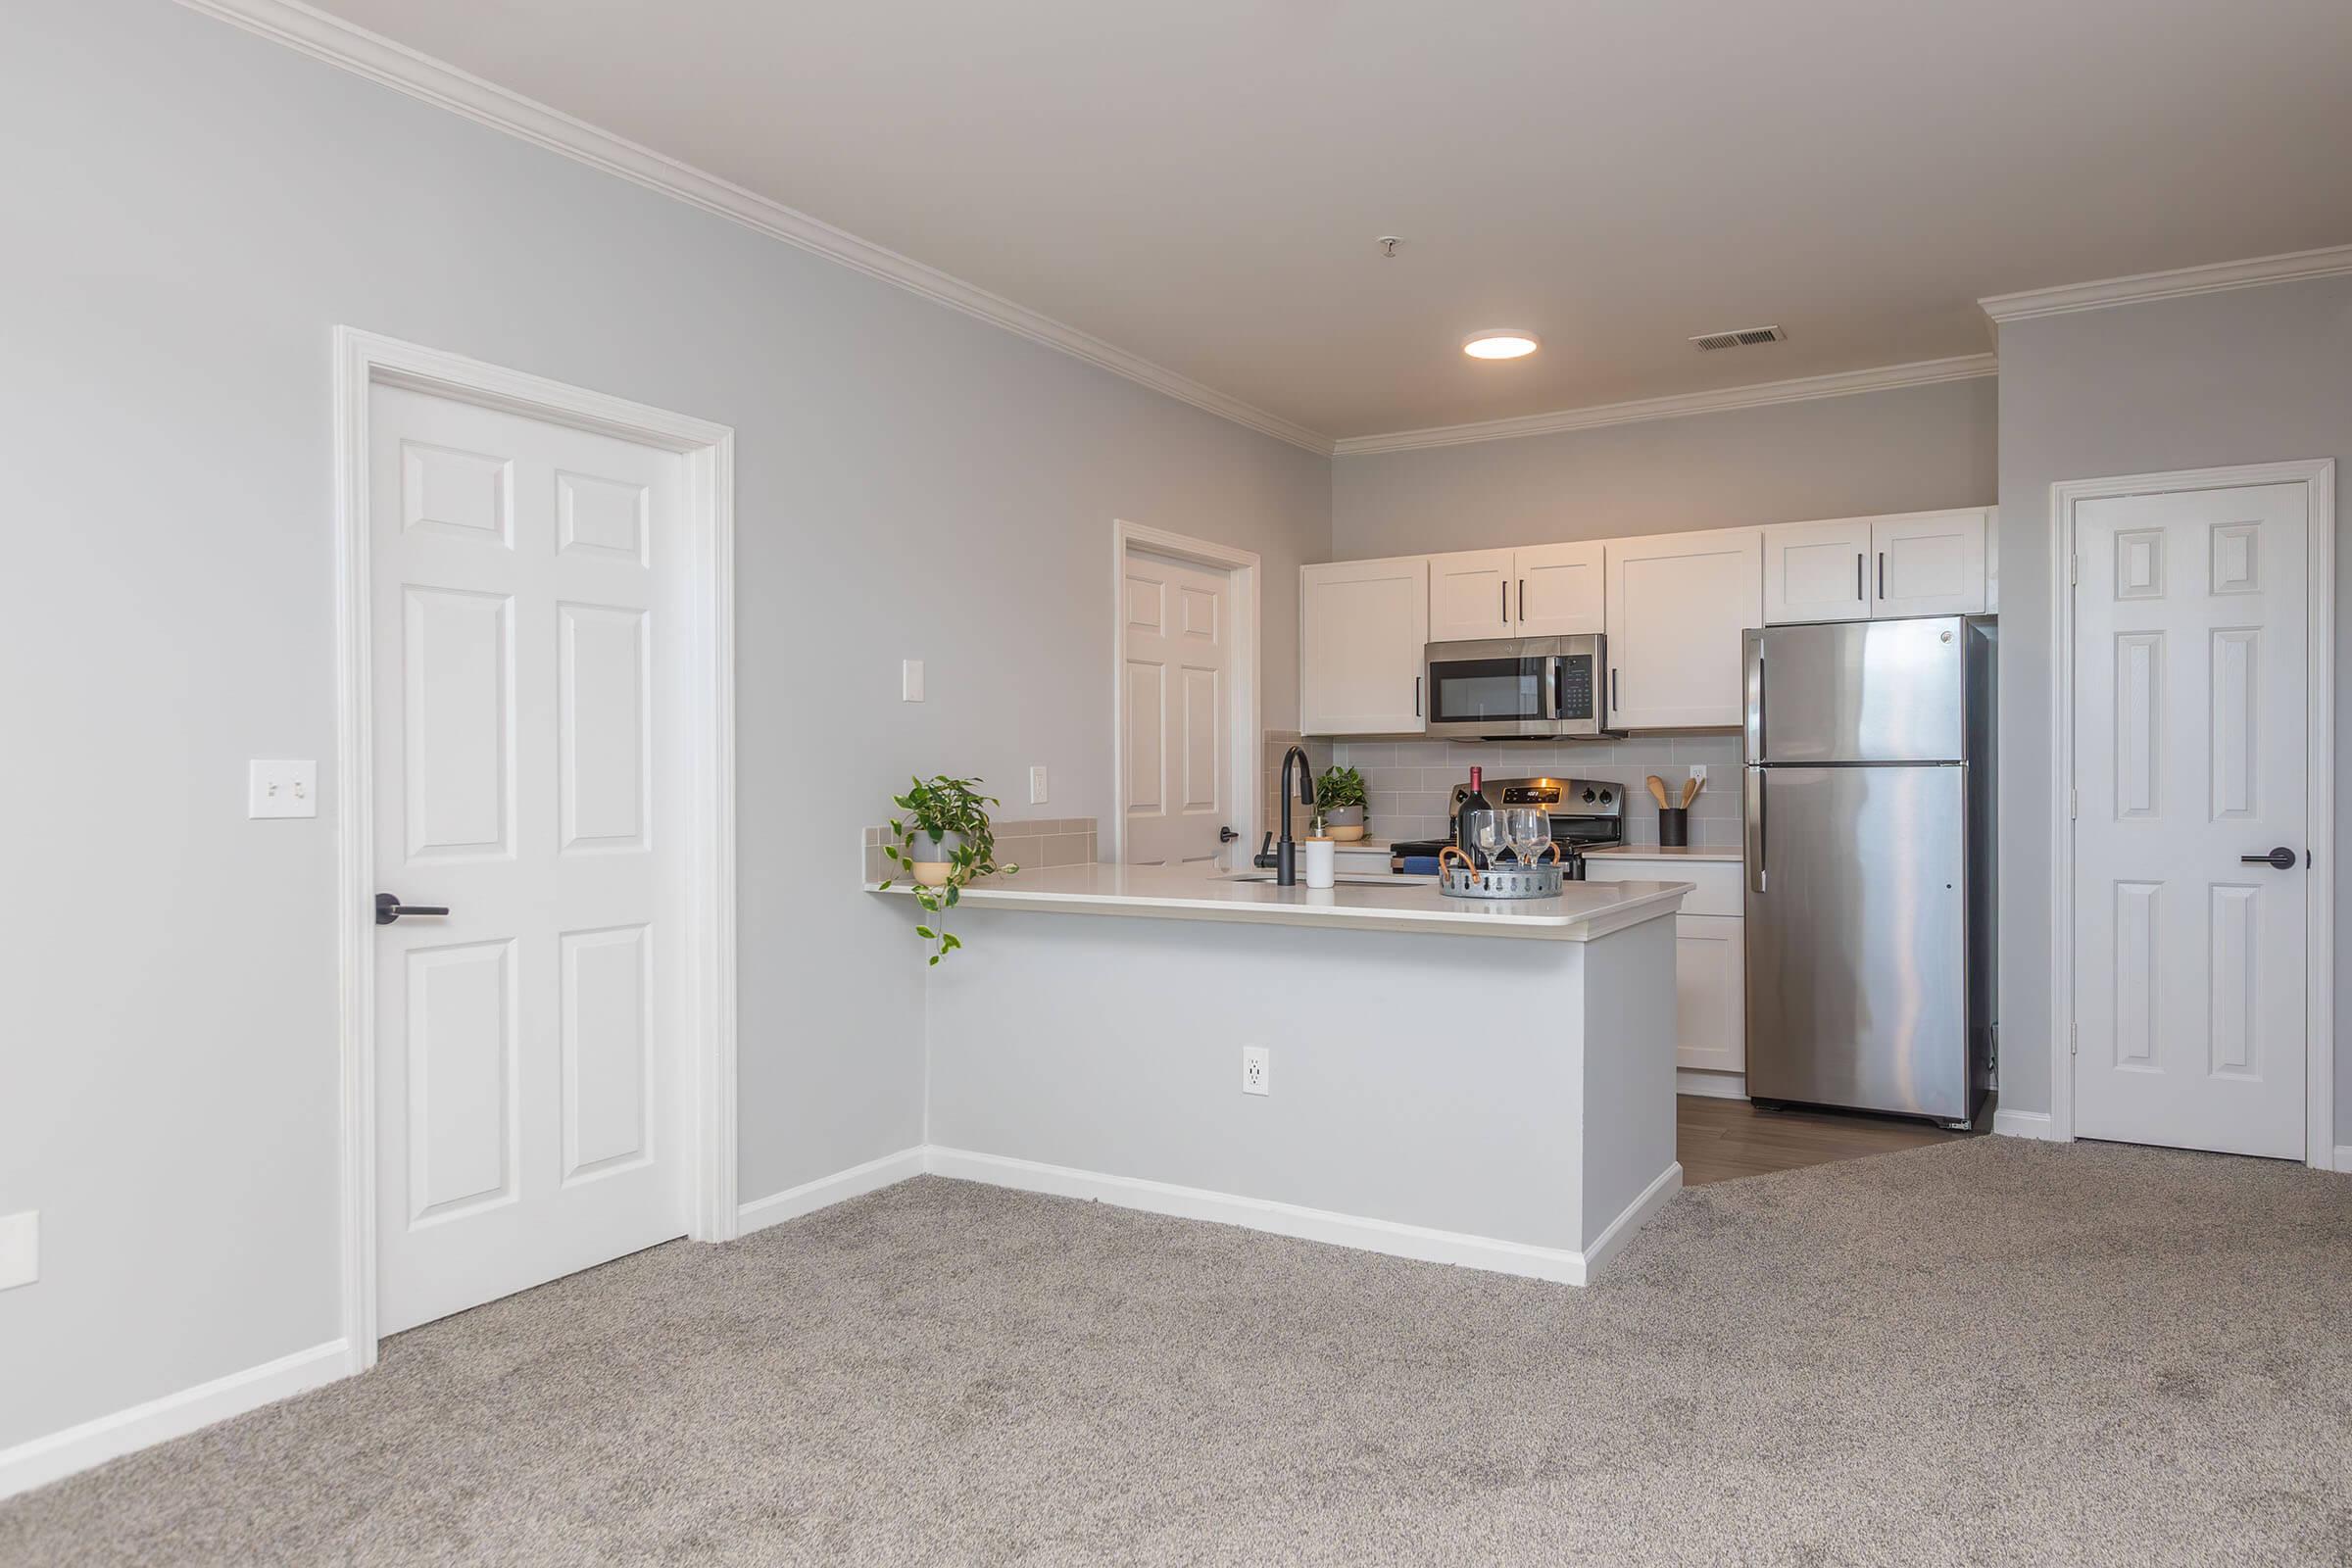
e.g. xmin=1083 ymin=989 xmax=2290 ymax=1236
xmin=1744 ymin=762 xmax=1970 ymax=1119
xmin=1748 ymin=617 xmax=1967 ymax=763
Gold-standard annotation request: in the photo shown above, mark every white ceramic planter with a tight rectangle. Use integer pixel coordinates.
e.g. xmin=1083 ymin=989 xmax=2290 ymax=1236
xmin=907 ymin=829 xmax=965 ymax=887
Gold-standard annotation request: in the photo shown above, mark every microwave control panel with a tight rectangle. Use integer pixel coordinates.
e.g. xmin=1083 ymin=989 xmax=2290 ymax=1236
xmin=1557 ymin=655 xmax=1595 ymax=719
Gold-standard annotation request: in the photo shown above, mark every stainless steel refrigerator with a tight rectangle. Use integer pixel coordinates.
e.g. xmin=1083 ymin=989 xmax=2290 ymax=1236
xmin=1742 ymin=616 xmax=1994 ymax=1127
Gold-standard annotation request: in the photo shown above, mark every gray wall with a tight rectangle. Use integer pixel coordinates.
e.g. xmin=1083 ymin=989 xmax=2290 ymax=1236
xmin=0 ymin=0 xmax=1326 ymax=1448
xmin=1333 ymin=376 xmax=1997 ymax=557
xmin=1992 ymin=276 xmax=2352 ymax=1141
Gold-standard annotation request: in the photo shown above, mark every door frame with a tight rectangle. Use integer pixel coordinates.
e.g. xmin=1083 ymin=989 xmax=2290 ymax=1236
xmin=332 ymin=327 xmax=739 ymax=1370
xmin=1108 ymin=520 xmax=1261 ymax=867
xmin=2045 ymin=458 xmax=2334 ymax=1167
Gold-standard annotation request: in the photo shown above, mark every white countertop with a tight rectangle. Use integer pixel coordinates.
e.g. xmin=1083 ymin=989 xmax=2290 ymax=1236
xmin=1585 ymin=844 xmax=1743 ymax=863
xmin=867 ymin=861 xmax=1690 ymax=941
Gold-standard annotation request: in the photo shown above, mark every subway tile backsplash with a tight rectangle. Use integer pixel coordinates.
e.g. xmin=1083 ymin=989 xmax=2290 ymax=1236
xmin=862 ymin=818 xmax=1099 ymax=884
xmin=1328 ymin=734 xmax=1744 ymax=848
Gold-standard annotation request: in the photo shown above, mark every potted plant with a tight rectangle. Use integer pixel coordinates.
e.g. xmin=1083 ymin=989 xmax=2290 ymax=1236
xmin=1315 ymin=764 xmax=1368 ymax=841
xmin=877 ymin=774 xmax=1017 ymax=964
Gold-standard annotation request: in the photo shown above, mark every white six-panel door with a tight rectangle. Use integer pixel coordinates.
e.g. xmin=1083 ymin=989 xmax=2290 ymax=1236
xmin=2072 ymin=482 xmax=2309 ymax=1159
xmin=371 ymin=384 xmax=690 ymax=1334
xmin=1123 ymin=550 xmax=1233 ymax=866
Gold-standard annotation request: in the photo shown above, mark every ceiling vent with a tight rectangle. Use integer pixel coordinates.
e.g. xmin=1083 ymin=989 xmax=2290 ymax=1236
xmin=1690 ymin=324 xmax=1788 ymax=352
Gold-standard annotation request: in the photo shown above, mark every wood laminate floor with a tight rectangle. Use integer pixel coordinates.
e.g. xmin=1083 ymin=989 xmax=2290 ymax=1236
xmin=1677 ymin=1094 xmax=1970 ymax=1185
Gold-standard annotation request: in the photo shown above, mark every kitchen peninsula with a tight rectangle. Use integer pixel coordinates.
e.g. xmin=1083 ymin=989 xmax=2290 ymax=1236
xmin=871 ymin=862 xmax=1692 ymax=1284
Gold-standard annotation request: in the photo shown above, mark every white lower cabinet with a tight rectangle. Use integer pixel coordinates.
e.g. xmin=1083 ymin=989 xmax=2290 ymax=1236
xmin=1583 ymin=858 xmax=1744 ymax=1075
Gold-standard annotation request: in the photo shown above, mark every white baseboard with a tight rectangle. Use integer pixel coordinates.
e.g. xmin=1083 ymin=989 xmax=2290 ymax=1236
xmin=1579 ymin=1162 xmax=1684 ymax=1278
xmin=1676 ymin=1069 xmax=1747 ymax=1101
xmin=736 ymin=1145 xmax=927 ymax=1235
xmin=924 ymin=1146 xmax=1679 ymax=1288
xmin=1991 ymin=1108 xmax=2062 ymax=1141
xmin=0 ymin=1338 xmax=353 ymax=1501
xmin=2330 ymin=1145 xmax=2350 ymax=1175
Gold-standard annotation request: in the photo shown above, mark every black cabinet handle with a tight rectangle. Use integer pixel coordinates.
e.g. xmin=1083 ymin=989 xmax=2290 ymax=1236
xmin=2240 ymin=847 xmax=2297 ymax=870
xmin=1414 ymin=675 xmax=1422 ymax=717
xmin=1610 ymin=667 xmax=1619 ymax=714
xmin=1502 ymin=581 xmax=1509 ymax=621
xmin=1856 ymin=554 xmax=1864 ymax=602
xmin=1878 ymin=552 xmax=1886 ymax=600
xmin=375 ymin=894 xmax=451 ymax=925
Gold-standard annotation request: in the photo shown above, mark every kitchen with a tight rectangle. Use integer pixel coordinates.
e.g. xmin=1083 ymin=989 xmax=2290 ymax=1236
xmin=873 ymin=504 xmax=2000 ymax=1282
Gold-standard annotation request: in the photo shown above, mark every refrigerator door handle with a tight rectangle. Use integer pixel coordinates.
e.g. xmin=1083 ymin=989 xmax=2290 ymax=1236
xmin=1741 ymin=632 xmax=1766 ymax=762
xmin=1745 ymin=768 xmax=1766 ymax=893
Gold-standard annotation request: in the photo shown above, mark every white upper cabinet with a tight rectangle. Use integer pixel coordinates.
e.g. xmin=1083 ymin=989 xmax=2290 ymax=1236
xmin=1761 ymin=517 xmax=1873 ymax=624
xmin=1299 ymin=556 xmax=1430 ymax=735
xmin=1427 ymin=548 xmax=1515 ymax=642
xmin=1428 ymin=542 xmax=1604 ymax=641
xmin=1510 ymin=541 xmax=1605 ymax=636
xmin=1764 ymin=508 xmax=1991 ymax=623
xmin=1603 ymin=529 xmax=1763 ymax=729
xmin=1871 ymin=508 xmax=1989 ymax=617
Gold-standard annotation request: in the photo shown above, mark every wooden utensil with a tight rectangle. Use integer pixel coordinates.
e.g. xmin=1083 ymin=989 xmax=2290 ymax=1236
xmin=1645 ymin=775 xmax=1671 ymax=809
xmin=1680 ymin=775 xmax=1701 ymax=808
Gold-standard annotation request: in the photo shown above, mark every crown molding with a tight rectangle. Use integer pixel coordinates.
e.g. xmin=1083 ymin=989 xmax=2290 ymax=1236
xmin=1330 ymin=354 xmax=1997 ymax=458
xmin=1979 ymin=243 xmax=2352 ymax=324
xmin=174 ymin=0 xmax=1336 ymax=455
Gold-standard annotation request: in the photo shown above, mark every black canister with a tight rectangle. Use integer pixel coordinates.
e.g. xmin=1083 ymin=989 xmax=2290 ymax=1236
xmin=1656 ymin=808 xmax=1690 ymax=848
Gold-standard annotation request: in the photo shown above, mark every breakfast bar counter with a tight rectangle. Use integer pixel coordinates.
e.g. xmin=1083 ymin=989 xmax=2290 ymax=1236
xmin=874 ymin=861 xmax=1691 ymax=1285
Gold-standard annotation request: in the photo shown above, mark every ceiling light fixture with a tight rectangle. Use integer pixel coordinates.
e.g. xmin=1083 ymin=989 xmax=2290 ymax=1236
xmin=1462 ymin=328 xmax=1540 ymax=361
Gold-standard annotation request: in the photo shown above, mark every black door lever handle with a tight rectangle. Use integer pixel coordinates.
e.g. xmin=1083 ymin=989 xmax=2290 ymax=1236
xmin=2239 ymin=847 xmax=2297 ymax=870
xmin=376 ymin=893 xmax=452 ymax=925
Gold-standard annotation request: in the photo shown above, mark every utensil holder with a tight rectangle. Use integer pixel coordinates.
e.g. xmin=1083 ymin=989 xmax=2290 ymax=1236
xmin=1657 ymin=807 xmax=1690 ymax=848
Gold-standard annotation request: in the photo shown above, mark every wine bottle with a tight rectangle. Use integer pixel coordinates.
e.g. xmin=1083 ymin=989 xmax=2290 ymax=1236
xmin=1456 ymin=765 xmax=1492 ymax=867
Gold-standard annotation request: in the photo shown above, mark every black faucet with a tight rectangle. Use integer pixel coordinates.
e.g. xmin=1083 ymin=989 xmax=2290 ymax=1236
xmin=1252 ymin=745 xmax=1318 ymax=886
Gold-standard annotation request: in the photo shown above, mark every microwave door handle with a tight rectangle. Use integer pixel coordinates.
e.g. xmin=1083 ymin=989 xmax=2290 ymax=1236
xmin=1543 ymin=656 xmax=1560 ymax=721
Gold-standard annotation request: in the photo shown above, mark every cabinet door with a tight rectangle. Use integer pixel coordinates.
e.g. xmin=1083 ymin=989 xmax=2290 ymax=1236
xmin=1870 ymin=509 xmax=1986 ymax=617
xmin=1427 ymin=549 xmax=1515 ymax=642
xmin=1672 ymin=914 xmax=1745 ymax=1073
xmin=1299 ymin=557 xmax=1429 ymax=735
xmin=1761 ymin=517 xmax=1872 ymax=624
xmin=1510 ymin=541 xmax=1605 ymax=636
xmin=1603 ymin=529 xmax=1763 ymax=728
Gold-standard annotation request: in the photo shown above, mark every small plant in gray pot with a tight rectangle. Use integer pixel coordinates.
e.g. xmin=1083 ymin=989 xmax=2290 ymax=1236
xmin=877 ymin=774 xmax=1017 ymax=964
xmin=1315 ymin=764 xmax=1368 ymax=841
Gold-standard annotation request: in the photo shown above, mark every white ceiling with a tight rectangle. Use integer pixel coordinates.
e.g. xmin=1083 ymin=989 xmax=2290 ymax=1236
xmin=299 ymin=0 xmax=2352 ymax=441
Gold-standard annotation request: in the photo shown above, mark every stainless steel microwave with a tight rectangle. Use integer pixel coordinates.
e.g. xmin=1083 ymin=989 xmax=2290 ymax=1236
xmin=1423 ymin=634 xmax=1617 ymax=740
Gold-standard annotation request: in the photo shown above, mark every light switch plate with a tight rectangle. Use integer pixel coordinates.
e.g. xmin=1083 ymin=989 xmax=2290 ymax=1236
xmin=0 ymin=1211 xmax=36 ymax=1292
xmin=1029 ymin=765 xmax=1049 ymax=805
xmin=901 ymin=660 xmax=925 ymax=703
xmin=248 ymin=760 xmax=318 ymax=818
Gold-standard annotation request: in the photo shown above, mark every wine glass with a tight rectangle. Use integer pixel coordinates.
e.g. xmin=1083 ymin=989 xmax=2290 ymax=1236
xmin=1469 ymin=808 xmax=1505 ymax=870
xmin=1511 ymin=808 xmax=1553 ymax=868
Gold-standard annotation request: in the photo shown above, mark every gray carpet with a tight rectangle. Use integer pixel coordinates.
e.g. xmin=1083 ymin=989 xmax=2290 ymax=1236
xmin=4 ymin=1137 xmax=2348 ymax=1566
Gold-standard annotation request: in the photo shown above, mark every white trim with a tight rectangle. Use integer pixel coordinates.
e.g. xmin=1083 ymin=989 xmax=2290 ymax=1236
xmin=1330 ymin=354 xmax=1997 ymax=457
xmin=1108 ymin=520 xmax=1262 ymax=869
xmin=736 ymin=1147 xmax=928 ymax=1236
xmin=333 ymin=327 xmax=740 ymax=1379
xmin=174 ymin=0 xmax=1330 ymax=456
xmin=1675 ymin=1068 xmax=1748 ymax=1101
xmin=2047 ymin=460 xmax=2334 ymax=1168
xmin=1991 ymin=1108 xmax=2061 ymax=1142
xmin=1981 ymin=244 xmax=2352 ymax=324
xmin=923 ymin=1146 xmax=1679 ymax=1286
xmin=0 ymin=1340 xmax=352 ymax=1501
xmin=2330 ymin=1147 xmax=2350 ymax=1176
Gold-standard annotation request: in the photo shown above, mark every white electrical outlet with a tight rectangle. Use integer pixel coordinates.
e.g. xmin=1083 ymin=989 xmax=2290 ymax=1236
xmin=248 ymin=760 xmax=317 ymax=819
xmin=0 ymin=1211 xmax=37 ymax=1292
xmin=901 ymin=660 xmax=925 ymax=702
xmin=1029 ymin=765 xmax=1049 ymax=805
xmin=1242 ymin=1045 xmax=1270 ymax=1096
xmin=1688 ymin=764 xmax=1707 ymax=786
